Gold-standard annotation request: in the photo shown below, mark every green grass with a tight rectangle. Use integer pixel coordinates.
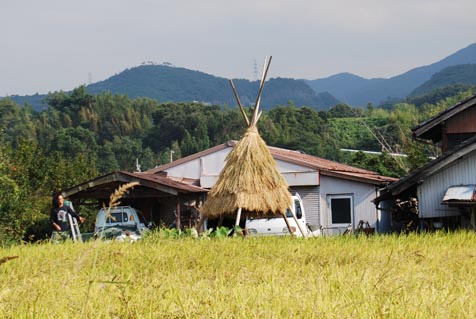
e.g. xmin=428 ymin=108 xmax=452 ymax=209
xmin=1 ymin=232 xmax=476 ymax=318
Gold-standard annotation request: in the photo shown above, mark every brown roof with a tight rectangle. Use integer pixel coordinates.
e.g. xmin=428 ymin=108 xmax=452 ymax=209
xmin=64 ymin=170 xmax=207 ymax=199
xmin=132 ymin=171 xmax=206 ymax=193
xmin=147 ymin=141 xmax=396 ymax=186
xmin=146 ymin=141 xmax=236 ymax=174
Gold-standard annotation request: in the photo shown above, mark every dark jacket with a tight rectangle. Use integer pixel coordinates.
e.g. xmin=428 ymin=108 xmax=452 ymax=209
xmin=50 ymin=205 xmax=80 ymax=231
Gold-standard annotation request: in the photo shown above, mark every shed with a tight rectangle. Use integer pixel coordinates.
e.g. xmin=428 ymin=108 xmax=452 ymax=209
xmin=375 ymin=133 xmax=476 ymax=229
xmin=63 ymin=170 xmax=207 ymax=229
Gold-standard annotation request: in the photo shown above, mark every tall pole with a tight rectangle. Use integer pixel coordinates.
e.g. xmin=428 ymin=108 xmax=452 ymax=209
xmin=235 ymin=207 xmax=242 ymax=226
xmin=170 ymin=150 xmax=175 ymax=163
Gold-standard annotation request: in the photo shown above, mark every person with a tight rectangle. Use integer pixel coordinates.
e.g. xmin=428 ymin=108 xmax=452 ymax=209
xmin=50 ymin=192 xmax=86 ymax=242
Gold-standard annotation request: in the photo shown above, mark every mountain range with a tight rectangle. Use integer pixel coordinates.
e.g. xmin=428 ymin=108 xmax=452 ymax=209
xmin=304 ymin=43 xmax=476 ymax=106
xmin=5 ymin=43 xmax=476 ymax=111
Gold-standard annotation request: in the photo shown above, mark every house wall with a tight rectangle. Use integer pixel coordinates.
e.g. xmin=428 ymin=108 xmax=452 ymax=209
xmin=443 ymin=106 xmax=476 ymax=152
xmin=418 ymin=150 xmax=476 ymax=218
xmin=164 ymin=148 xmax=230 ymax=179
xmin=289 ymin=186 xmax=320 ymax=226
xmin=319 ymin=175 xmax=378 ymax=235
xmin=446 ymin=105 xmax=476 ymax=134
xmin=165 ymin=148 xmax=312 ymax=180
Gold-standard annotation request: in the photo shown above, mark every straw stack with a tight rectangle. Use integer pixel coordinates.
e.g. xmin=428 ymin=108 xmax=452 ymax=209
xmin=201 ymin=126 xmax=292 ymax=218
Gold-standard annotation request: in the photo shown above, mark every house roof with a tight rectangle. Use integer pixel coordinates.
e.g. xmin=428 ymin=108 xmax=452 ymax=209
xmin=442 ymin=185 xmax=476 ymax=204
xmin=147 ymin=141 xmax=397 ymax=186
xmin=375 ymin=135 xmax=476 ymax=203
xmin=64 ymin=170 xmax=207 ymax=200
xmin=412 ymin=94 xmax=476 ymax=143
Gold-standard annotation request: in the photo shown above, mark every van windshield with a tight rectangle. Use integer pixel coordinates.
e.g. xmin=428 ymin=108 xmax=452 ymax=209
xmin=285 ymin=200 xmax=302 ymax=219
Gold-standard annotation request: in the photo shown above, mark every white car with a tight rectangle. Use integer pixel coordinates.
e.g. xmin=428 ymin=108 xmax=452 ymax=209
xmin=245 ymin=193 xmax=319 ymax=237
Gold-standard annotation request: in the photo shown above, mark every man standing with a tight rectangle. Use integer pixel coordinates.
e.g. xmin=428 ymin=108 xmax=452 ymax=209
xmin=50 ymin=192 xmax=85 ymax=242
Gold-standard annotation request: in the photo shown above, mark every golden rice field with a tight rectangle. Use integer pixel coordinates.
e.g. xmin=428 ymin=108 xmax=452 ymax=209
xmin=1 ymin=231 xmax=476 ymax=318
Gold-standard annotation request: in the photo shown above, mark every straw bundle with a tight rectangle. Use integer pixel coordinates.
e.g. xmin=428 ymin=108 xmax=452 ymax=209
xmin=201 ymin=126 xmax=292 ymax=218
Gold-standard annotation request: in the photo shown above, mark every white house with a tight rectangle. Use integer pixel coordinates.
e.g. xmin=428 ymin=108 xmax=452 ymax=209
xmin=147 ymin=141 xmax=396 ymax=234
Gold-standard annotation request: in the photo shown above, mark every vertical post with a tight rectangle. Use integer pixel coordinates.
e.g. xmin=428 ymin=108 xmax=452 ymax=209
xmin=282 ymin=214 xmax=294 ymax=237
xmin=176 ymin=201 xmax=181 ymax=230
xmin=289 ymin=209 xmax=307 ymax=237
xmin=471 ymin=208 xmax=476 ymax=230
xmin=195 ymin=211 xmax=205 ymax=234
xmin=235 ymin=207 xmax=242 ymax=226
xmin=170 ymin=150 xmax=175 ymax=163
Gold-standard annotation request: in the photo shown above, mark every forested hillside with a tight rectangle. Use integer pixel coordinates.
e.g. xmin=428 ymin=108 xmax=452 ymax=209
xmin=9 ymin=65 xmax=340 ymax=112
xmin=410 ymin=64 xmax=476 ymax=96
xmin=0 ymin=85 xmax=475 ymax=243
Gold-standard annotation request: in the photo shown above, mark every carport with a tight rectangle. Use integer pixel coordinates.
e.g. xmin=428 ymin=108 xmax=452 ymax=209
xmin=63 ymin=170 xmax=208 ymax=229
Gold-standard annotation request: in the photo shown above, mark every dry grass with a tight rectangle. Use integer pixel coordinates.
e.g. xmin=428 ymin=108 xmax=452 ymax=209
xmin=1 ymin=231 xmax=476 ymax=318
xmin=202 ymin=126 xmax=292 ymax=218
xmin=108 ymin=182 xmax=140 ymax=208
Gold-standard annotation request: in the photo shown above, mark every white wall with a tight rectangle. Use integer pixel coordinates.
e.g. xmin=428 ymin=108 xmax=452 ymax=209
xmin=319 ymin=175 xmax=378 ymax=233
xmin=165 ymin=146 xmax=319 ymax=187
xmin=165 ymin=148 xmax=230 ymax=179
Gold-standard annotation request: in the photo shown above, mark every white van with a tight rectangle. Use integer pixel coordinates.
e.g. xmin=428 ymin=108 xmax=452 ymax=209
xmin=245 ymin=193 xmax=316 ymax=236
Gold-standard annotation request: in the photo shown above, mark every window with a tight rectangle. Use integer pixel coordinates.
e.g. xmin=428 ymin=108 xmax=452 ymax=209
xmin=329 ymin=195 xmax=353 ymax=226
xmin=285 ymin=199 xmax=303 ymax=219
xmin=106 ymin=212 xmax=128 ymax=223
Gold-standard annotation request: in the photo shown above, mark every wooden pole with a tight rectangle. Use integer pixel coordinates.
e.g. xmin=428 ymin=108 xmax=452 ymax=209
xmin=229 ymin=80 xmax=250 ymax=127
xmin=251 ymin=56 xmax=272 ymax=125
xmin=289 ymin=209 xmax=307 ymax=237
xmin=282 ymin=213 xmax=294 ymax=237
xmin=235 ymin=207 xmax=242 ymax=226
xmin=217 ymin=215 xmax=225 ymax=227
xmin=195 ymin=211 xmax=205 ymax=234
xmin=176 ymin=201 xmax=181 ymax=230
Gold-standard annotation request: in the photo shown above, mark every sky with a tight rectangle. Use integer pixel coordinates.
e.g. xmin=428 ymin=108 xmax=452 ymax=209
xmin=1 ymin=0 xmax=476 ymax=96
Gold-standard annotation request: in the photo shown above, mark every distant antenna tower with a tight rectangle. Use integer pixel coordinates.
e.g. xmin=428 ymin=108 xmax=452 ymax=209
xmin=253 ymin=59 xmax=258 ymax=80
xmin=88 ymin=72 xmax=92 ymax=84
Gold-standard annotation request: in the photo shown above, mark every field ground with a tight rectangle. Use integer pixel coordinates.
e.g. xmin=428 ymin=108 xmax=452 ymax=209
xmin=1 ymin=231 xmax=476 ymax=318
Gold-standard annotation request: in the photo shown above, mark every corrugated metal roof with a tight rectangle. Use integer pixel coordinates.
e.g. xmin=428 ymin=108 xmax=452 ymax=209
xmin=126 ymin=171 xmax=206 ymax=193
xmin=146 ymin=141 xmax=396 ymax=185
xmin=375 ymin=135 xmax=476 ymax=203
xmin=442 ymin=185 xmax=476 ymax=203
xmin=64 ymin=170 xmax=207 ymax=199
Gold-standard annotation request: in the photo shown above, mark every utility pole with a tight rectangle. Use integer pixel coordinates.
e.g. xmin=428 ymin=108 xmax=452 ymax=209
xmin=170 ymin=150 xmax=175 ymax=163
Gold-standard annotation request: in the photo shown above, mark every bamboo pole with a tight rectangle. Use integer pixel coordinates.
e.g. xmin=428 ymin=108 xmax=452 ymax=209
xmin=229 ymin=80 xmax=250 ymax=127
xmin=251 ymin=56 xmax=272 ymax=126
xmin=282 ymin=213 xmax=295 ymax=237
xmin=289 ymin=209 xmax=307 ymax=237
xmin=235 ymin=207 xmax=242 ymax=226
